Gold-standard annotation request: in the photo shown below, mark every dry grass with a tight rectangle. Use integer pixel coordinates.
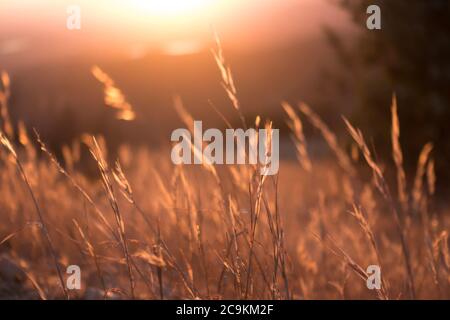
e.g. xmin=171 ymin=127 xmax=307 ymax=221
xmin=0 ymin=45 xmax=449 ymax=300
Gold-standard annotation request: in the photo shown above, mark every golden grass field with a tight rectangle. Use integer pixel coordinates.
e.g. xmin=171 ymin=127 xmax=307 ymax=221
xmin=0 ymin=40 xmax=449 ymax=300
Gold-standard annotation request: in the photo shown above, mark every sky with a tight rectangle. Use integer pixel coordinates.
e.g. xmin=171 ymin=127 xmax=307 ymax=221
xmin=0 ymin=0 xmax=350 ymax=66
xmin=0 ymin=0 xmax=355 ymax=145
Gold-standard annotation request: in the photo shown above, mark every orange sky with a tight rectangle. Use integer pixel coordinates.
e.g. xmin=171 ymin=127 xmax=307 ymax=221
xmin=0 ymin=0 xmax=350 ymax=66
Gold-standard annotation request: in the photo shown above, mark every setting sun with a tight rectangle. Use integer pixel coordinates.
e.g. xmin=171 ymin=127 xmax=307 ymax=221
xmin=131 ymin=0 xmax=216 ymax=16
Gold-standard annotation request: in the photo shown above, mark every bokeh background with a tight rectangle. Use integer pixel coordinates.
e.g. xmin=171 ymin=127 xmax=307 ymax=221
xmin=1 ymin=0 xmax=450 ymax=300
xmin=1 ymin=0 xmax=449 ymax=188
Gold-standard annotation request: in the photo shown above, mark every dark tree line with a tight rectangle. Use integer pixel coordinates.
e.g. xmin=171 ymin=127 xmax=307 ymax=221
xmin=327 ymin=0 xmax=450 ymax=188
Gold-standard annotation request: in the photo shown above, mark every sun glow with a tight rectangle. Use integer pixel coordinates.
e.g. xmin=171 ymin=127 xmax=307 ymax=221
xmin=131 ymin=0 xmax=215 ymax=16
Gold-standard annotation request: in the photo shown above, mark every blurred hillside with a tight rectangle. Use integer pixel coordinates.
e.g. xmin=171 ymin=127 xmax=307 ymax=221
xmin=4 ymin=36 xmax=341 ymax=149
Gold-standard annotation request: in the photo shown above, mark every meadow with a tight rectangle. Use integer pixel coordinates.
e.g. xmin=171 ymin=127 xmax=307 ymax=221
xmin=0 ymin=41 xmax=449 ymax=300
